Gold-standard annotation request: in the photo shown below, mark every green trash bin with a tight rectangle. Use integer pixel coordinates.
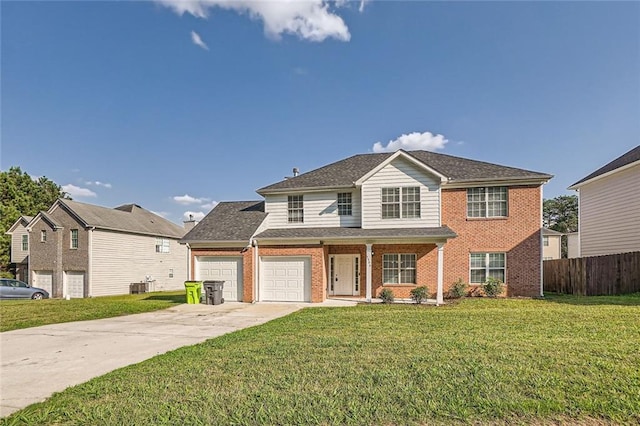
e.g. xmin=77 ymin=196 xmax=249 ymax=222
xmin=184 ymin=281 xmax=202 ymax=304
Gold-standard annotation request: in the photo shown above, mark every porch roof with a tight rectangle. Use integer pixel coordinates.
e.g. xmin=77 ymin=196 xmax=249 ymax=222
xmin=253 ymin=226 xmax=457 ymax=241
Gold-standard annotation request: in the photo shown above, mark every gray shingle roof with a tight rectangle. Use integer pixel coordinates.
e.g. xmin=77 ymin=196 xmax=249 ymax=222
xmin=181 ymin=201 xmax=267 ymax=243
xmin=543 ymin=228 xmax=564 ymax=236
xmin=254 ymin=226 xmax=457 ymax=240
xmin=257 ymin=150 xmax=552 ymax=193
xmin=570 ymin=145 xmax=640 ymax=188
xmin=57 ymin=199 xmax=185 ymax=238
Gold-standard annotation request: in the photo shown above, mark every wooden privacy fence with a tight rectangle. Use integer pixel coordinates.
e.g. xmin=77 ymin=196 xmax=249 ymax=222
xmin=544 ymin=251 xmax=640 ymax=295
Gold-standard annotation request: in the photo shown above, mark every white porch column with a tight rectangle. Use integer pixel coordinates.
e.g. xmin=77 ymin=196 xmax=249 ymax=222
xmin=365 ymin=243 xmax=373 ymax=303
xmin=436 ymin=243 xmax=445 ymax=306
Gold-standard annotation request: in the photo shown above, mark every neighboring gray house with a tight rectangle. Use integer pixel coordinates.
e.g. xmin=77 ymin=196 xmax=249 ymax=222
xmin=5 ymin=215 xmax=33 ymax=282
xmin=13 ymin=199 xmax=188 ymax=298
xmin=568 ymin=145 xmax=640 ymax=257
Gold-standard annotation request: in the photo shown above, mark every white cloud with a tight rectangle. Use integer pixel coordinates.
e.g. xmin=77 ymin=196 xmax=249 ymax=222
xmin=173 ymin=194 xmax=209 ymax=205
xmin=201 ymin=201 xmax=219 ymax=210
xmin=191 ymin=30 xmax=209 ymax=50
xmin=62 ymin=184 xmax=97 ymax=198
xmin=183 ymin=211 xmax=206 ymax=221
xmin=85 ymin=181 xmax=112 ymax=189
xmin=157 ymin=0 xmax=351 ymax=42
xmin=358 ymin=0 xmax=368 ymax=13
xmin=372 ymin=131 xmax=449 ymax=153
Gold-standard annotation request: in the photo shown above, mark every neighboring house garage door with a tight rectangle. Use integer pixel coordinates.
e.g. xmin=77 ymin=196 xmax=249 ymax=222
xmin=65 ymin=271 xmax=85 ymax=298
xmin=196 ymin=257 xmax=243 ymax=302
xmin=261 ymin=257 xmax=311 ymax=302
xmin=33 ymin=271 xmax=53 ymax=295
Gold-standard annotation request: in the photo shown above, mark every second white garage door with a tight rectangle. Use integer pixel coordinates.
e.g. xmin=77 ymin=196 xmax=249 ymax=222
xmin=196 ymin=257 xmax=243 ymax=302
xmin=261 ymin=257 xmax=311 ymax=302
xmin=64 ymin=271 xmax=85 ymax=298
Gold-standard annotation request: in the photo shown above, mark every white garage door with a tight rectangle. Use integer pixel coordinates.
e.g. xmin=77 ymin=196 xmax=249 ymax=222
xmin=261 ymin=257 xmax=310 ymax=302
xmin=33 ymin=271 xmax=53 ymax=295
xmin=196 ymin=257 xmax=243 ymax=302
xmin=65 ymin=271 xmax=85 ymax=298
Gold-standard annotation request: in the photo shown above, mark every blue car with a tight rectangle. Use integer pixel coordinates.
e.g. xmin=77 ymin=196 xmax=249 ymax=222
xmin=0 ymin=278 xmax=50 ymax=300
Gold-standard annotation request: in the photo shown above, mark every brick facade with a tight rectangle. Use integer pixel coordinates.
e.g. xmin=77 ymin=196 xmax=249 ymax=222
xmin=441 ymin=186 xmax=542 ymax=297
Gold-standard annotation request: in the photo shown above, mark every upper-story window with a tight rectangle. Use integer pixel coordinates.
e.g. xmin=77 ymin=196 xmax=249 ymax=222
xmin=155 ymin=238 xmax=170 ymax=253
xmin=70 ymin=229 xmax=79 ymax=249
xmin=337 ymin=193 xmax=352 ymax=216
xmin=288 ymin=195 xmax=304 ymax=223
xmin=22 ymin=235 xmax=28 ymax=251
xmin=467 ymin=187 xmax=508 ymax=218
xmin=382 ymin=187 xmax=420 ymax=219
xmin=40 ymin=230 xmax=47 ymax=242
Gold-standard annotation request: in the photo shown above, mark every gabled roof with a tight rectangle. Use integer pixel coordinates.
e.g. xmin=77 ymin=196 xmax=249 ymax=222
xmin=49 ymin=199 xmax=185 ymax=238
xmin=181 ymin=201 xmax=267 ymax=243
xmin=569 ymin=145 xmax=640 ymax=189
xmin=257 ymin=150 xmax=552 ymax=194
xmin=28 ymin=211 xmax=63 ymax=231
xmin=5 ymin=216 xmax=34 ymax=234
xmin=543 ymin=228 xmax=564 ymax=236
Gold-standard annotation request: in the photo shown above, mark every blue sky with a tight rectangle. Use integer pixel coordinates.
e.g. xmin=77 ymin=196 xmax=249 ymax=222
xmin=2 ymin=1 xmax=639 ymax=224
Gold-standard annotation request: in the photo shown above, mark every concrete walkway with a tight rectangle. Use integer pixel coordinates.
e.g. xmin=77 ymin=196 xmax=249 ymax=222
xmin=0 ymin=300 xmax=356 ymax=417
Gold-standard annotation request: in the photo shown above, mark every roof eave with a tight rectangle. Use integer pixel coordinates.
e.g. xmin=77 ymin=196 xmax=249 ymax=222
xmin=355 ymin=150 xmax=448 ymax=185
xmin=568 ymin=159 xmax=640 ymax=190
xmin=257 ymin=184 xmax=357 ymax=196
xmin=443 ymin=176 xmax=552 ymax=188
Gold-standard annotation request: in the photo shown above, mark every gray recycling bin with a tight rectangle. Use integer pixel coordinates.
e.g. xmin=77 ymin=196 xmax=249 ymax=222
xmin=203 ymin=280 xmax=225 ymax=305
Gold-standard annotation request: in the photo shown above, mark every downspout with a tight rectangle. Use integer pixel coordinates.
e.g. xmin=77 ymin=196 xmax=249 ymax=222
xmin=186 ymin=243 xmax=192 ymax=280
xmin=252 ymin=238 xmax=259 ymax=303
xmin=88 ymin=227 xmax=95 ymax=297
xmin=539 ymin=185 xmax=544 ymax=297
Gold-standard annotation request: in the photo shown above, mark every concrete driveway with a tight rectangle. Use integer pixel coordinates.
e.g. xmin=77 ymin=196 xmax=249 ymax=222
xmin=0 ymin=300 xmax=355 ymax=417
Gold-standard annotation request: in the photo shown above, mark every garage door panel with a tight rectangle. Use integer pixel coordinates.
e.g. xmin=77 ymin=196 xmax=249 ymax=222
xmin=196 ymin=257 xmax=243 ymax=302
xmin=65 ymin=272 xmax=85 ymax=298
xmin=33 ymin=271 xmax=53 ymax=295
xmin=261 ymin=257 xmax=310 ymax=302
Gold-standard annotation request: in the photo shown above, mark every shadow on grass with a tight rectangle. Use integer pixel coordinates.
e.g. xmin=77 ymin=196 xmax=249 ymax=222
xmin=542 ymin=292 xmax=640 ymax=306
xmin=142 ymin=293 xmax=186 ymax=303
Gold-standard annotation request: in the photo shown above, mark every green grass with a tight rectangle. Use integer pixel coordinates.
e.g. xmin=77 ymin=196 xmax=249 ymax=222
xmin=0 ymin=291 xmax=185 ymax=332
xmin=3 ymin=295 xmax=640 ymax=425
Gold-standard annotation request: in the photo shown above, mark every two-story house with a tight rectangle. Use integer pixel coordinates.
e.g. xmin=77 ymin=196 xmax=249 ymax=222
xmin=5 ymin=215 xmax=33 ymax=282
xmin=9 ymin=198 xmax=188 ymax=298
xmin=182 ymin=150 xmax=552 ymax=303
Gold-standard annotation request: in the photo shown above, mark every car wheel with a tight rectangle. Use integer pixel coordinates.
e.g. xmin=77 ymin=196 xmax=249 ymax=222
xmin=31 ymin=292 xmax=44 ymax=300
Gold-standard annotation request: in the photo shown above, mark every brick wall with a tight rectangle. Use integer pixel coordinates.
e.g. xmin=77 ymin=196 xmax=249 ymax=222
xmin=441 ymin=185 xmax=542 ymax=297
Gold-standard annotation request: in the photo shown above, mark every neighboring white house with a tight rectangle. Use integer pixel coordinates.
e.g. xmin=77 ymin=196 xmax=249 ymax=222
xmin=568 ymin=145 xmax=640 ymax=257
xmin=542 ymin=228 xmax=563 ymax=260
xmin=8 ymin=199 xmax=188 ymax=298
xmin=566 ymin=232 xmax=580 ymax=258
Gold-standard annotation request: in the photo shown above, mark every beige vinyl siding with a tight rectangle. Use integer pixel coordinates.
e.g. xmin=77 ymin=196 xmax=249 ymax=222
xmin=91 ymin=230 xmax=188 ymax=296
xmin=542 ymin=235 xmax=562 ymax=260
xmin=264 ymin=189 xmax=362 ymax=228
xmin=361 ymin=157 xmax=440 ymax=229
xmin=10 ymin=224 xmax=30 ymax=263
xmin=579 ymin=163 xmax=640 ymax=256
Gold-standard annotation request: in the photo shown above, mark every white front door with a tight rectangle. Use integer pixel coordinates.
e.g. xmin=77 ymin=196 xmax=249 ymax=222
xmin=331 ymin=255 xmax=360 ymax=296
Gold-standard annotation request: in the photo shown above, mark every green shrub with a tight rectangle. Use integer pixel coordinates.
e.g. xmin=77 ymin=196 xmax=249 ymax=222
xmin=447 ymin=278 xmax=468 ymax=299
xmin=483 ymin=277 xmax=504 ymax=298
xmin=379 ymin=288 xmax=395 ymax=304
xmin=0 ymin=271 xmax=15 ymax=279
xmin=409 ymin=286 xmax=429 ymax=304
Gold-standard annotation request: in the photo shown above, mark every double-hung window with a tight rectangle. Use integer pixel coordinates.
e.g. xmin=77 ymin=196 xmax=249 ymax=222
xmin=70 ymin=229 xmax=79 ymax=249
xmin=470 ymin=253 xmax=506 ymax=284
xmin=382 ymin=187 xmax=420 ymax=219
xmin=41 ymin=230 xmax=47 ymax=242
xmin=155 ymin=238 xmax=170 ymax=253
xmin=22 ymin=235 xmax=28 ymax=251
xmin=337 ymin=193 xmax=352 ymax=216
xmin=543 ymin=236 xmax=549 ymax=246
xmin=467 ymin=187 xmax=508 ymax=218
xmin=288 ymin=195 xmax=304 ymax=223
xmin=383 ymin=254 xmax=417 ymax=284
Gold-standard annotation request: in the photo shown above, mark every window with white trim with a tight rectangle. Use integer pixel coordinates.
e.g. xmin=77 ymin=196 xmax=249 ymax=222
xmin=383 ymin=254 xmax=417 ymax=284
xmin=470 ymin=253 xmax=505 ymax=284
xmin=155 ymin=238 xmax=170 ymax=253
xmin=337 ymin=192 xmax=352 ymax=216
xmin=467 ymin=187 xmax=508 ymax=218
xmin=382 ymin=187 xmax=420 ymax=219
xmin=288 ymin=195 xmax=304 ymax=223
xmin=22 ymin=235 xmax=28 ymax=251
xmin=543 ymin=236 xmax=549 ymax=246
xmin=40 ymin=230 xmax=47 ymax=242
xmin=70 ymin=229 xmax=79 ymax=249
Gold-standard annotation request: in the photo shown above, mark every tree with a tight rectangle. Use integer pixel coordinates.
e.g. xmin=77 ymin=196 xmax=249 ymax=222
xmin=0 ymin=167 xmax=68 ymax=274
xmin=543 ymin=195 xmax=578 ymax=257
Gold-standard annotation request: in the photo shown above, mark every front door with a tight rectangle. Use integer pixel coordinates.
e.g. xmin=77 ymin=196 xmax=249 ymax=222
xmin=331 ymin=255 xmax=359 ymax=296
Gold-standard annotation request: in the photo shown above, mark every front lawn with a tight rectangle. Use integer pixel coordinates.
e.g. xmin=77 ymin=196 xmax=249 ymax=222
xmin=0 ymin=291 xmax=185 ymax=332
xmin=3 ymin=295 xmax=640 ymax=425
